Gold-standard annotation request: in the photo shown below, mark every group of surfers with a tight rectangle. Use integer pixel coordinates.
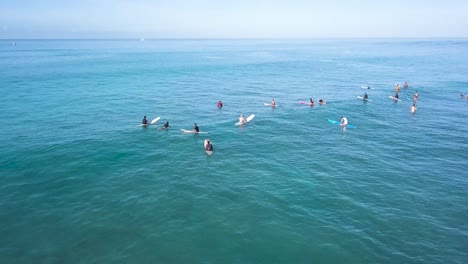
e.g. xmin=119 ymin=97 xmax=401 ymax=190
xmin=393 ymin=82 xmax=418 ymax=113
xmin=306 ymin=98 xmax=327 ymax=106
xmin=141 ymin=116 xmax=170 ymax=129
xmin=143 ymin=82 xmax=430 ymax=152
xmin=360 ymin=82 xmax=418 ymax=113
xmin=141 ymin=117 xmax=212 ymax=150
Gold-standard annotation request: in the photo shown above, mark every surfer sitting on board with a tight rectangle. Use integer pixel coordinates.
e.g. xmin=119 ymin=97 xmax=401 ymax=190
xmin=364 ymin=93 xmax=368 ymax=100
xmin=394 ymin=93 xmax=399 ymax=100
xmin=309 ymin=98 xmax=314 ymax=106
xmin=163 ymin=121 xmax=170 ymax=129
xmin=193 ymin=123 xmax=199 ymax=133
xmin=142 ymin=116 xmax=149 ymax=125
xmin=340 ymin=116 xmax=348 ymax=127
xmin=205 ymin=140 xmax=213 ymax=151
xmin=271 ymin=99 xmax=276 ymax=106
xmin=238 ymin=114 xmax=246 ymax=124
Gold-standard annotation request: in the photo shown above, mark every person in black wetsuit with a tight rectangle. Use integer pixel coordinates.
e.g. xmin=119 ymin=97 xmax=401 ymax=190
xmin=163 ymin=121 xmax=170 ymax=129
xmin=364 ymin=93 xmax=368 ymax=100
xmin=193 ymin=123 xmax=199 ymax=133
xmin=394 ymin=93 xmax=399 ymax=100
xmin=142 ymin=116 xmax=149 ymax=125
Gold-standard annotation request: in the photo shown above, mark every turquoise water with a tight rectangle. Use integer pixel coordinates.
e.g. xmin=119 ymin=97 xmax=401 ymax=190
xmin=1 ymin=39 xmax=467 ymax=263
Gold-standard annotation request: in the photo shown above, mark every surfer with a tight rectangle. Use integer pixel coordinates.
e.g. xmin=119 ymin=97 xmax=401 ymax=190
xmin=413 ymin=91 xmax=418 ymax=102
xmin=395 ymin=84 xmax=400 ymax=93
xmin=205 ymin=140 xmax=213 ymax=151
xmin=217 ymin=100 xmax=223 ymax=108
xmin=364 ymin=93 xmax=368 ymax=100
xmin=318 ymin=99 xmax=326 ymax=105
xmin=394 ymin=93 xmax=400 ymax=100
xmin=238 ymin=114 xmax=246 ymax=124
xmin=410 ymin=104 xmax=417 ymax=113
xmin=460 ymin=94 xmax=468 ymax=99
xmin=309 ymin=98 xmax=314 ymax=106
xmin=340 ymin=116 xmax=348 ymax=127
xmin=271 ymin=99 xmax=276 ymax=106
xmin=142 ymin=116 xmax=149 ymax=125
xmin=193 ymin=123 xmax=199 ymax=133
xmin=404 ymin=82 xmax=409 ymax=88
xmin=163 ymin=121 xmax=170 ymax=129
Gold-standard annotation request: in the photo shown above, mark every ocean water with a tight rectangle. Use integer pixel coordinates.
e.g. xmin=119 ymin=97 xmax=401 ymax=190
xmin=1 ymin=39 xmax=467 ymax=263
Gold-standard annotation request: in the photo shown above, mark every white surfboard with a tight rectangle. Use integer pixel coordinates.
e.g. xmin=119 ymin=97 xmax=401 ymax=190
xmin=389 ymin=96 xmax=401 ymax=101
xmin=151 ymin=117 xmax=161 ymax=124
xmin=264 ymin=103 xmax=277 ymax=107
xmin=361 ymin=86 xmax=374 ymax=89
xmin=235 ymin=114 xmax=255 ymax=125
xmin=357 ymin=96 xmax=372 ymax=101
xmin=181 ymin=129 xmax=208 ymax=134
xmin=204 ymin=139 xmax=213 ymax=155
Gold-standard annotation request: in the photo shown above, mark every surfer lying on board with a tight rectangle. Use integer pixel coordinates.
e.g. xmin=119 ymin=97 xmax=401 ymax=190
xmin=318 ymin=99 xmax=326 ymax=105
xmin=205 ymin=140 xmax=213 ymax=151
xmin=142 ymin=116 xmax=149 ymax=125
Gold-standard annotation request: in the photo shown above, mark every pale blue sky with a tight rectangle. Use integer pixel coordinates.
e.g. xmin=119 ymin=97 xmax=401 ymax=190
xmin=1 ymin=0 xmax=467 ymax=38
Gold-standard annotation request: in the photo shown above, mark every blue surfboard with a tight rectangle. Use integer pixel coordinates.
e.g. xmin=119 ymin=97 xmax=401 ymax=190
xmin=328 ymin=119 xmax=356 ymax=128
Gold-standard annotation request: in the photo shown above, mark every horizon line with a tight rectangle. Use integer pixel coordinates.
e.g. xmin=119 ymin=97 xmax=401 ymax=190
xmin=2 ymin=37 xmax=468 ymax=41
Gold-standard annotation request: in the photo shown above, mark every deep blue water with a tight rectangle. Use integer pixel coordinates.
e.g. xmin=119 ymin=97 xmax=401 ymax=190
xmin=1 ymin=39 xmax=468 ymax=263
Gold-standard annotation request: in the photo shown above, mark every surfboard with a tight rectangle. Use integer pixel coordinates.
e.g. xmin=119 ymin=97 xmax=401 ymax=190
xmin=151 ymin=117 xmax=161 ymax=124
xmin=204 ymin=139 xmax=213 ymax=155
xmin=361 ymin=86 xmax=374 ymax=89
xmin=264 ymin=103 xmax=277 ymax=107
xmin=357 ymin=96 xmax=372 ymax=101
xmin=299 ymin=101 xmax=314 ymax=105
xmin=180 ymin=129 xmax=208 ymax=134
xmin=389 ymin=96 xmax=401 ymax=101
xmin=235 ymin=114 xmax=255 ymax=125
xmin=328 ymin=119 xmax=356 ymax=128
